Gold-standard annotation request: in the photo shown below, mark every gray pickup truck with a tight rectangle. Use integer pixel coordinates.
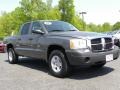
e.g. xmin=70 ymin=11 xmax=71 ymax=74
xmin=4 ymin=20 xmax=119 ymax=77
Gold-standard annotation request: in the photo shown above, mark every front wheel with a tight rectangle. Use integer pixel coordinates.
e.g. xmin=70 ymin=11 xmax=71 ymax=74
xmin=48 ymin=50 xmax=70 ymax=78
xmin=8 ymin=48 xmax=18 ymax=64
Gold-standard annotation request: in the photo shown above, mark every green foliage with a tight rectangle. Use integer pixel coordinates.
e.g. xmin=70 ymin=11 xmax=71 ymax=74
xmin=0 ymin=13 xmax=13 ymax=36
xmin=0 ymin=0 xmax=60 ymax=37
xmin=101 ymin=22 xmax=112 ymax=32
xmin=59 ymin=0 xmax=75 ymax=23
xmin=20 ymin=0 xmax=48 ymax=20
xmin=0 ymin=0 xmax=118 ymax=37
xmin=46 ymin=7 xmax=61 ymax=20
xmin=112 ymin=22 xmax=120 ymax=31
xmin=86 ymin=22 xmax=112 ymax=33
xmin=71 ymin=15 xmax=83 ymax=30
xmin=86 ymin=23 xmax=99 ymax=32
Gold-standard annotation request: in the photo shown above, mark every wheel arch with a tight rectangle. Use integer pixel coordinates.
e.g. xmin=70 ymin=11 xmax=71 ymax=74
xmin=47 ymin=45 xmax=69 ymax=64
xmin=6 ymin=43 xmax=14 ymax=52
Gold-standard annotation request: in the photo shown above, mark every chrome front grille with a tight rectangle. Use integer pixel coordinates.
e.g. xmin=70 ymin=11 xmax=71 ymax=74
xmin=91 ymin=38 xmax=113 ymax=52
xmin=91 ymin=38 xmax=101 ymax=44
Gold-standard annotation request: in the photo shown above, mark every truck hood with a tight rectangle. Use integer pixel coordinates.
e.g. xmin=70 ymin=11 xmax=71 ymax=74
xmin=48 ymin=31 xmax=111 ymax=39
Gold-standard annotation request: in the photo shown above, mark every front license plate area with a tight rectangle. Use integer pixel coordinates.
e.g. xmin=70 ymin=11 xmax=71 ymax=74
xmin=106 ymin=54 xmax=113 ymax=62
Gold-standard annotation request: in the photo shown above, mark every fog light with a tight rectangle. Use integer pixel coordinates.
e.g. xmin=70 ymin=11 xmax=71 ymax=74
xmin=84 ymin=49 xmax=90 ymax=52
xmin=84 ymin=57 xmax=90 ymax=63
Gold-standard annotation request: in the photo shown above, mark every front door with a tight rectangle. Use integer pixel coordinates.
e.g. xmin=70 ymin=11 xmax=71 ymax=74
xmin=27 ymin=21 xmax=45 ymax=58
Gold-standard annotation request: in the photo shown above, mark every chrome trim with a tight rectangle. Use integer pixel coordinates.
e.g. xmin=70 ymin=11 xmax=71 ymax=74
xmin=91 ymin=37 xmax=113 ymax=52
xmin=87 ymin=39 xmax=91 ymax=49
xmin=91 ymin=42 xmax=112 ymax=45
xmin=101 ymin=38 xmax=105 ymax=50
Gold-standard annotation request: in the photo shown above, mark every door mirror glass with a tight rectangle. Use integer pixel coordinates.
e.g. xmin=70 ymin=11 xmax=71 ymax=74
xmin=32 ymin=29 xmax=45 ymax=34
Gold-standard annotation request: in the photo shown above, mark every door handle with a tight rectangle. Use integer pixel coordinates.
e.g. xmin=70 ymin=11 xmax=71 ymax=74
xmin=18 ymin=38 xmax=21 ymax=40
xmin=29 ymin=38 xmax=33 ymax=40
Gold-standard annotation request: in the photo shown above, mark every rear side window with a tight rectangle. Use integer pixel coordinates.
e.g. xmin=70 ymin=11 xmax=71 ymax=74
xmin=21 ymin=23 xmax=31 ymax=35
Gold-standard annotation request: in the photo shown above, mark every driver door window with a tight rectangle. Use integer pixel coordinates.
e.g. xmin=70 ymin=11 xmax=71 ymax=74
xmin=32 ymin=22 xmax=43 ymax=32
xmin=29 ymin=22 xmax=43 ymax=58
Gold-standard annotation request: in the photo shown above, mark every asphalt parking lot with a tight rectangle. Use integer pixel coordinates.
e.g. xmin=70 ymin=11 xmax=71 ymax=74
xmin=0 ymin=53 xmax=120 ymax=90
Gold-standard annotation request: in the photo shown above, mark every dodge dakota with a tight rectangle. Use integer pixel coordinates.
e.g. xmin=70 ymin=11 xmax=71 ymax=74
xmin=4 ymin=20 xmax=119 ymax=77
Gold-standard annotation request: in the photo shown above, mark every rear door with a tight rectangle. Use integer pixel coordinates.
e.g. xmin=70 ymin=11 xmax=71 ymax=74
xmin=15 ymin=22 xmax=32 ymax=56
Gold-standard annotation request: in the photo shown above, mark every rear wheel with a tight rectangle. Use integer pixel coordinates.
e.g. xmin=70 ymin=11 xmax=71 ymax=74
xmin=8 ymin=48 xmax=18 ymax=64
xmin=48 ymin=50 xmax=70 ymax=78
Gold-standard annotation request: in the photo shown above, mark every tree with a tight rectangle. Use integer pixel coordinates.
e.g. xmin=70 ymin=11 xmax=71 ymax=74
xmin=0 ymin=0 xmax=115 ymax=39
xmin=86 ymin=23 xmax=112 ymax=32
xmin=0 ymin=13 xmax=13 ymax=36
xmin=72 ymin=15 xmax=83 ymax=30
xmin=10 ymin=7 xmax=28 ymax=33
xmin=86 ymin=23 xmax=99 ymax=32
xmin=20 ymin=0 xmax=48 ymax=20
xmin=46 ymin=6 xmax=61 ymax=20
xmin=112 ymin=22 xmax=120 ymax=31
xmin=59 ymin=0 xmax=75 ymax=23
xmin=101 ymin=22 xmax=112 ymax=32
xmin=97 ymin=25 xmax=102 ymax=32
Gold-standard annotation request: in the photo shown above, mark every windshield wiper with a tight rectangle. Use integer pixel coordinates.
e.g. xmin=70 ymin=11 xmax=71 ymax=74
xmin=67 ymin=30 xmax=77 ymax=31
xmin=49 ymin=29 xmax=77 ymax=32
xmin=49 ymin=30 xmax=64 ymax=32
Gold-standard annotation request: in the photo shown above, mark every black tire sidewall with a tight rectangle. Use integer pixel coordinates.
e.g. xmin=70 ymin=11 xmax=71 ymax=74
xmin=49 ymin=50 xmax=69 ymax=78
xmin=8 ymin=48 xmax=18 ymax=64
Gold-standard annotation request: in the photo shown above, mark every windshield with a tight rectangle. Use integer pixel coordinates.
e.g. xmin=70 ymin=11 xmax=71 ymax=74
xmin=43 ymin=21 xmax=78 ymax=32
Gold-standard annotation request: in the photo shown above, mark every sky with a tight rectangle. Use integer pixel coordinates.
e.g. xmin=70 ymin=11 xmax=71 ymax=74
xmin=0 ymin=0 xmax=120 ymax=25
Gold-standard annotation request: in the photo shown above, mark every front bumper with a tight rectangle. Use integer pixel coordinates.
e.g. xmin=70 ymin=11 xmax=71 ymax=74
xmin=66 ymin=46 xmax=119 ymax=66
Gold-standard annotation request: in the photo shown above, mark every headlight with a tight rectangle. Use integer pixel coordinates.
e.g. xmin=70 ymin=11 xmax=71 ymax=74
xmin=70 ymin=39 xmax=87 ymax=49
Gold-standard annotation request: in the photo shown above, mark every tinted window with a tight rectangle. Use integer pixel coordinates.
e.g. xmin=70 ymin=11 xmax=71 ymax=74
xmin=43 ymin=21 xmax=78 ymax=32
xmin=21 ymin=23 xmax=31 ymax=35
xmin=32 ymin=22 xmax=42 ymax=31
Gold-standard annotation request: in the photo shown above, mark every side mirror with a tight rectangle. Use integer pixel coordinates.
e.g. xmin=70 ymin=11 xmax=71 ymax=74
xmin=32 ymin=29 xmax=45 ymax=35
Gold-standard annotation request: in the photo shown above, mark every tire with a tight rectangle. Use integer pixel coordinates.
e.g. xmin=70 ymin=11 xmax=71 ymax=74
xmin=91 ymin=62 xmax=106 ymax=68
xmin=8 ymin=48 xmax=18 ymax=64
xmin=48 ymin=50 xmax=70 ymax=78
